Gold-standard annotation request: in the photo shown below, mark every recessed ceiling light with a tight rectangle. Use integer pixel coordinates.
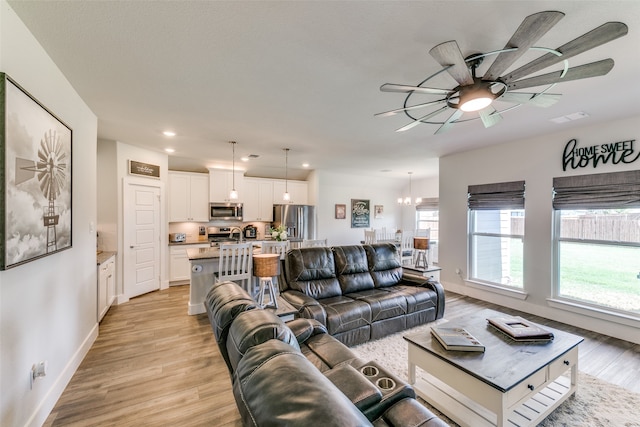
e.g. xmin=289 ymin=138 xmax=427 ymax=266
xmin=165 ymin=148 xmax=175 ymax=153
xmin=302 ymin=163 xmax=310 ymax=168
xmin=240 ymin=157 xmax=249 ymax=162
xmin=163 ymin=131 xmax=176 ymax=137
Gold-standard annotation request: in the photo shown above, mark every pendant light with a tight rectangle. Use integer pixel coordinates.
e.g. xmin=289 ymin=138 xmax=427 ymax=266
xmin=229 ymin=141 xmax=238 ymax=200
xmin=283 ymin=148 xmax=291 ymax=201
xmin=398 ymin=172 xmax=422 ymax=205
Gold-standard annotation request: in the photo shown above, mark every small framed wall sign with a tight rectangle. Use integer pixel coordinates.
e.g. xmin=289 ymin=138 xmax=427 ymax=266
xmin=351 ymin=199 xmax=370 ymax=228
xmin=335 ymin=204 xmax=346 ymax=219
xmin=129 ymin=160 xmax=160 ymax=178
xmin=0 ymin=73 xmax=73 ymax=270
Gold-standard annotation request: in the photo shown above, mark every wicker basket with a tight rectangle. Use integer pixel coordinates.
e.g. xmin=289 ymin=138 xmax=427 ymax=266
xmin=253 ymin=254 xmax=280 ymax=277
xmin=413 ymin=237 xmax=429 ymax=250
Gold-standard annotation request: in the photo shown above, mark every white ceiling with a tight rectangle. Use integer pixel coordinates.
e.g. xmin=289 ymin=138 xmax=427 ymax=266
xmin=8 ymin=1 xmax=640 ymax=181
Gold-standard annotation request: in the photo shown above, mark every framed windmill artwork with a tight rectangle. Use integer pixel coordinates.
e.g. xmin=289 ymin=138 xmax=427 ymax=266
xmin=0 ymin=73 xmax=72 ymax=270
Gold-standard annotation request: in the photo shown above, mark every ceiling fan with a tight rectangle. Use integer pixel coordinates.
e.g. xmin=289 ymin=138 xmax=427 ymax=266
xmin=376 ymin=11 xmax=628 ymax=134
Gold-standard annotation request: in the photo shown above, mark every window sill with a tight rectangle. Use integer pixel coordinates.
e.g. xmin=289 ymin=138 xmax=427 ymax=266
xmin=547 ymin=298 xmax=640 ymax=328
xmin=464 ymin=279 xmax=528 ymax=300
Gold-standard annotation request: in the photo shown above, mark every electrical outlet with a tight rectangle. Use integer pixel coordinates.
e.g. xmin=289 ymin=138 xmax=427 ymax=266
xmin=455 ymin=268 xmax=462 ymax=275
xmin=30 ymin=360 xmax=47 ymax=389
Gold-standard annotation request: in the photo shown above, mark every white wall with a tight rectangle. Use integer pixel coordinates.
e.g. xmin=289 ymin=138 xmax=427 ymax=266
xmin=439 ymin=115 xmax=640 ymax=344
xmin=315 ymin=170 xmax=405 ymax=246
xmin=0 ymin=2 xmax=98 ymax=425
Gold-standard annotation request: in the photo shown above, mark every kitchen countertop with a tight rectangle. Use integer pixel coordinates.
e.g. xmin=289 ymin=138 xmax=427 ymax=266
xmin=186 ymin=246 xmax=261 ymax=261
xmin=96 ymin=251 xmax=116 ymax=265
xmin=169 ymin=237 xmax=210 ymax=246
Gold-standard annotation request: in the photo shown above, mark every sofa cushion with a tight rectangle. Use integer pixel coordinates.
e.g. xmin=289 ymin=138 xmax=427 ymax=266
xmin=321 ymin=295 xmax=372 ymax=335
xmin=384 ymin=285 xmax=438 ymax=314
xmin=365 ymin=243 xmax=404 ymax=288
xmin=226 ymin=309 xmax=300 ymax=371
xmin=333 ymin=245 xmax=375 ymax=294
xmin=285 ymin=247 xmax=343 ymax=299
xmin=234 ymin=339 xmax=373 ymax=427
xmin=347 ymin=288 xmax=408 ymax=322
xmin=373 ymin=397 xmax=449 ymax=427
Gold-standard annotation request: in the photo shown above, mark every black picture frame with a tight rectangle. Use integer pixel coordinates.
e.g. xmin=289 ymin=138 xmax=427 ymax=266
xmin=351 ymin=199 xmax=370 ymax=228
xmin=0 ymin=73 xmax=73 ymax=270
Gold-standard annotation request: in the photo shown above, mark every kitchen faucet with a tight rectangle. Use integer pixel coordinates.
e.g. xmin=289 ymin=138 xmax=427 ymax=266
xmin=229 ymin=226 xmax=243 ymax=243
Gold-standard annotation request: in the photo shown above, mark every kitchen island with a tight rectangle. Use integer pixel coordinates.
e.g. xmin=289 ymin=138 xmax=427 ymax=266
xmin=186 ymin=246 xmax=261 ymax=315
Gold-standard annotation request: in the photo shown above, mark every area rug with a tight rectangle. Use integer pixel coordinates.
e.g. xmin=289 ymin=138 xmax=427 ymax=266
xmin=352 ymin=322 xmax=640 ymax=427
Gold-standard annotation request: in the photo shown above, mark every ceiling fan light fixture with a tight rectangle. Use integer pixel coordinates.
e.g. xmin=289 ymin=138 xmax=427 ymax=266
xmin=460 ymin=95 xmax=493 ymax=112
xmin=459 ymin=85 xmax=495 ymax=112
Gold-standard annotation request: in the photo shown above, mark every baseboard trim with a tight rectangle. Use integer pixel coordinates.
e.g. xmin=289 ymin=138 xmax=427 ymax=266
xmin=25 ymin=323 xmax=99 ymax=427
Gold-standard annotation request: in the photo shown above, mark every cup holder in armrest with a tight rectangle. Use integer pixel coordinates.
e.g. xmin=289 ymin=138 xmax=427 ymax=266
xmin=376 ymin=377 xmax=396 ymax=390
xmin=360 ymin=365 xmax=379 ymax=377
xmin=356 ymin=360 xmax=416 ymax=422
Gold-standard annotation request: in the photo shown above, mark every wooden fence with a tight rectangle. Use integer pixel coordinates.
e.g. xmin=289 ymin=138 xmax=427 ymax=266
xmin=511 ymin=215 xmax=640 ymax=242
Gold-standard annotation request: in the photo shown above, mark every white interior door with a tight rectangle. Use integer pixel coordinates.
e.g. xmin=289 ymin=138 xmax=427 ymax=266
xmin=124 ymin=182 xmax=161 ymax=298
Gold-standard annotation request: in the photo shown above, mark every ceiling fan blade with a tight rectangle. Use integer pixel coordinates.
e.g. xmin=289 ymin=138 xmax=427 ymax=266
xmin=435 ymin=109 xmax=464 ymax=134
xmin=396 ymin=106 xmax=449 ymax=132
xmin=484 ymin=11 xmax=565 ymax=80
xmin=429 ymin=41 xmax=474 ymax=86
xmin=478 ymin=107 xmax=503 ymax=128
xmin=500 ymin=92 xmax=562 ymax=107
xmin=507 ymin=59 xmax=614 ymax=91
xmin=503 ymin=22 xmax=628 ymax=83
xmin=380 ymin=83 xmax=452 ymax=96
xmin=375 ymin=99 xmax=447 ymax=117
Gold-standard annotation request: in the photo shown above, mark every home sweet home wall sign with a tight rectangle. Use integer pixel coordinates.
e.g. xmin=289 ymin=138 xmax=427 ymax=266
xmin=562 ymin=138 xmax=639 ymax=171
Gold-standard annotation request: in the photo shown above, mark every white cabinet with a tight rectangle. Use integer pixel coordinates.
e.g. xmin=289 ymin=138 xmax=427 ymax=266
xmin=168 ymin=171 xmax=209 ymax=222
xmin=169 ymin=243 xmax=210 ymax=283
xmin=243 ymin=178 xmax=274 ymax=222
xmin=209 ymin=169 xmax=245 ymax=202
xmin=272 ymin=179 xmax=308 ymax=204
xmin=98 ymin=255 xmax=116 ymax=322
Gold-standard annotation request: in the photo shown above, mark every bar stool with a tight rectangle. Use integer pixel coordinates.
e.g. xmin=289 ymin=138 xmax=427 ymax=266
xmin=253 ymin=254 xmax=280 ymax=309
xmin=413 ymin=237 xmax=429 ymax=269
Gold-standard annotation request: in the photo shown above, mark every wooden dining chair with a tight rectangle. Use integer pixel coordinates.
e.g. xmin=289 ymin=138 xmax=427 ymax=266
xmin=261 ymin=240 xmax=290 ymax=260
xmin=301 ymin=239 xmax=328 ymax=248
xmin=364 ymin=230 xmax=377 ymax=244
xmin=215 ymin=242 xmax=253 ymax=294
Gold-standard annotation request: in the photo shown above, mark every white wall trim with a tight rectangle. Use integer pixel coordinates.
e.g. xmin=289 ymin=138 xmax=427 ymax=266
xmin=547 ymin=298 xmax=640 ymax=329
xmin=464 ymin=279 xmax=529 ymax=300
xmin=25 ymin=324 xmax=99 ymax=427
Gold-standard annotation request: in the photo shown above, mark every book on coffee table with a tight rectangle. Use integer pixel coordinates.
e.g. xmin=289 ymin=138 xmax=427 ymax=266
xmin=487 ymin=315 xmax=554 ymax=342
xmin=430 ymin=326 xmax=485 ymax=352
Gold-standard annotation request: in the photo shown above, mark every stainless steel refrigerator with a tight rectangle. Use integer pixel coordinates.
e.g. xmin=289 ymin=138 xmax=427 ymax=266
xmin=272 ymin=204 xmax=316 ymax=244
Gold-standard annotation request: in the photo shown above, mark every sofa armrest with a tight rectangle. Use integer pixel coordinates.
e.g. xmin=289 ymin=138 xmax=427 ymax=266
xmin=281 ymin=290 xmax=327 ymax=324
xmin=400 ymin=273 xmax=445 ymax=320
xmin=287 ymin=318 xmax=328 ymax=344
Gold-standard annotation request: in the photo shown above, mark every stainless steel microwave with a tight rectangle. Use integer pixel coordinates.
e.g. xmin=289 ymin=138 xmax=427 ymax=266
xmin=210 ymin=203 xmax=243 ymax=221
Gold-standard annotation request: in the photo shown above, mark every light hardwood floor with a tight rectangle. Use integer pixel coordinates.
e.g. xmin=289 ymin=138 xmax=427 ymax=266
xmin=44 ymin=284 xmax=640 ymax=426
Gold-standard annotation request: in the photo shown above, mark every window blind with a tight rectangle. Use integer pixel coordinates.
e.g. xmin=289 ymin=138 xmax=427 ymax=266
xmin=553 ymin=170 xmax=640 ymax=209
xmin=416 ymin=197 xmax=438 ymax=211
xmin=467 ymin=180 xmax=525 ymax=210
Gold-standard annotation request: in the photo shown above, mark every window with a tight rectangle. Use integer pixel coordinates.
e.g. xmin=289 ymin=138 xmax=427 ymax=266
xmin=416 ymin=198 xmax=438 ymax=263
xmin=468 ymin=181 xmax=525 ymax=288
xmin=553 ymin=171 xmax=640 ymax=316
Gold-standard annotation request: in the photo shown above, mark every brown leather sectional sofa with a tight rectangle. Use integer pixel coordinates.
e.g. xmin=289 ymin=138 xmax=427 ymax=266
xmin=205 ymin=281 xmax=447 ymax=427
xmin=280 ymin=243 xmax=445 ymax=346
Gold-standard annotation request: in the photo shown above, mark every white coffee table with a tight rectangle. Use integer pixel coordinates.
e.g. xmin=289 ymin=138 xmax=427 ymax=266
xmin=404 ymin=309 xmax=583 ymax=427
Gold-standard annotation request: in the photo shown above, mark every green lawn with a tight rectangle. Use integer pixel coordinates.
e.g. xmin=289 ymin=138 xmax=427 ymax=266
xmin=507 ymin=241 xmax=639 ymax=313
xmin=559 ymin=242 xmax=640 ymax=313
